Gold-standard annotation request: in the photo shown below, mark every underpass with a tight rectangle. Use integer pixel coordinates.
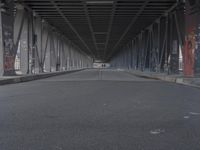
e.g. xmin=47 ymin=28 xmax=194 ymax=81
xmin=1 ymin=0 xmax=200 ymax=149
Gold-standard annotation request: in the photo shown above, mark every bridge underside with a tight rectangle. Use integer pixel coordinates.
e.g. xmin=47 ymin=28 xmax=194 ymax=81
xmin=0 ymin=0 xmax=200 ymax=76
xmin=1 ymin=1 xmax=200 ymax=149
xmin=19 ymin=0 xmax=177 ymax=61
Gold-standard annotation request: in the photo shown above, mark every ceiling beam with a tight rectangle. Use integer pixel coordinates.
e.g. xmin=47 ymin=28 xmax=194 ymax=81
xmin=103 ymin=0 xmax=117 ymax=60
xmin=106 ymin=0 xmax=150 ymax=60
xmin=83 ymin=0 xmax=100 ymax=59
xmin=50 ymin=0 xmax=95 ymax=58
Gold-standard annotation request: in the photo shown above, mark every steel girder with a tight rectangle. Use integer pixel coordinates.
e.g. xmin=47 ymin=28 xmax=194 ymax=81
xmin=0 ymin=1 xmax=93 ymax=76
xmin=110 ymin=1 xmax=185 ymax=74
xmin=14 ymin=0 xmax=178 ymax=61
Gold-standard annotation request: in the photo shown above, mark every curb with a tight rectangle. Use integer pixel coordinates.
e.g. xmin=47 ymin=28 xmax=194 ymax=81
xmin=127 ymin=71 xmax=200 ymax=89
xmin=0 ymin=69 xmax=85 ymax=86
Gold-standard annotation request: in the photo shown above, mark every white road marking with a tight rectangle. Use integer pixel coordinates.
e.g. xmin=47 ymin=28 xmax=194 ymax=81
xmin=189 ymin=112 xmax=200 ymax=116
xmin=184 ymin=116 xmax=190 ymax=119
xmin=150 ymin=129 xmax=165 ymax=135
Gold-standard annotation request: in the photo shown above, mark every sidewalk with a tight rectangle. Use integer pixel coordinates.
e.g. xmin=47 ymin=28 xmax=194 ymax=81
xmin=127 ymin=70 xmax=200 ymax=88
xmin=0 ymin=69 xmax=84 ymax=85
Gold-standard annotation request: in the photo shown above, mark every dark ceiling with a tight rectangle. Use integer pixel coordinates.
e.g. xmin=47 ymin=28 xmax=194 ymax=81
xmin=16 ymin=0 xmax=178 ymax=61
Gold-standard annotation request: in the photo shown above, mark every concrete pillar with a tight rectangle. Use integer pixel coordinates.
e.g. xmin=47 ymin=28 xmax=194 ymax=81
xmin=50 ymin=33 xmax=57 ymax=72
xmin=20 ymin=9 xmax=29 ymax=74
xmin=43 ymin=26 xmax=51 ymax=72
xmin=60 ymin=40 xmax=66 ymax=71
xmin=56 ymin=37 xmax=60 ymax=71
xmin=184 ymin=0 xmax=200 ymax=76
xmin=0 ymin=0 xmax=14 ymax=76
xmin=35 ymin=17 xmax=42 ymax=73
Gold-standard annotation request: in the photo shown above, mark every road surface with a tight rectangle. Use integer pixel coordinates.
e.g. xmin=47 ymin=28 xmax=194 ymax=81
xmin=0 ymin=69 xmax=200 ymax=150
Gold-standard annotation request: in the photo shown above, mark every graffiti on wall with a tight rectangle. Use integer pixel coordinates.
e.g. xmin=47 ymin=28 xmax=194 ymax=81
xmin=184 ymin=27 xmax=196 ymax=76
xmin=1 ymin=0 xmax=14 ymax=74
xmin=170 ymin=40 xmax=179 ymax=74
xmin=2 ymin=17 xmax=14 ymax=72
xmin=195 ymin=23 xmax=200 ymax=73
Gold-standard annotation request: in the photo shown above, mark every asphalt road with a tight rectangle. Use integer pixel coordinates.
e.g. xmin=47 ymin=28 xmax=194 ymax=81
xmin=0 ymin=69 xmax=200 ymax=150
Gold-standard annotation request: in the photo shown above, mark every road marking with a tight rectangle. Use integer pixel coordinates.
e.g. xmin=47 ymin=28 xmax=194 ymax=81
xmin=98 ymin=69 xmax=103 ymax=80
xmin=189 ymin=112 xmax=200 ymax=116
xmin=150 ymin=129 xmax=165 ymax=135
xmin=184 ymin=116 xmax=190 ymax=119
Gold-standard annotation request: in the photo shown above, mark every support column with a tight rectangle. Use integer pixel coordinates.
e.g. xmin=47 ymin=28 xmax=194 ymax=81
xmin=19 ymin=8 xmax=29 ymax=74
xmin=35 ymin=17 xmax=43 ymax=73
xmin=0 ymin=0 xmax=14 ymax=76
xmin=184 ymin=0 xmax=200 ymax=76
xmin=43 ymin=25 xmax=51 ymax=72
